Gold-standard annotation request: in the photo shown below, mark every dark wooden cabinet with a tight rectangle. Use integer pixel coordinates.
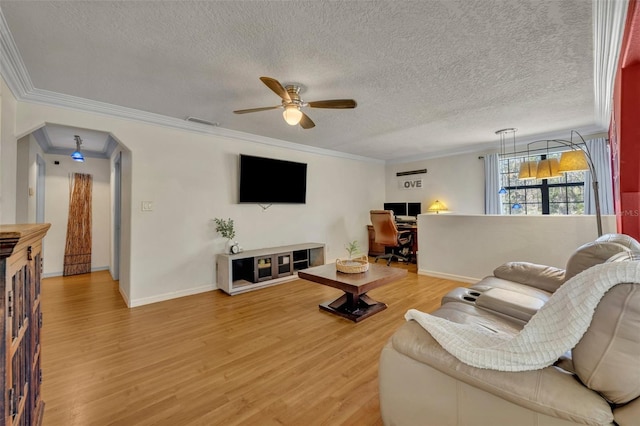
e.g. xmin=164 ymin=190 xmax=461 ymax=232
xmin=1 ymin=223 xmax=50 ymax=426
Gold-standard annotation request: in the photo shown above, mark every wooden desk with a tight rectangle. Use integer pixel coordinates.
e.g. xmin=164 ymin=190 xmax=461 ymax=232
xmin=298 ymin=263 xmax=407 ymax=322
xmin=367 ymin=224 xmax=418 ymax=260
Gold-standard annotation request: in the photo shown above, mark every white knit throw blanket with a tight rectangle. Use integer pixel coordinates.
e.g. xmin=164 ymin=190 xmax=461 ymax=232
xmin=405 ymin=261 xmax=640 ymax=371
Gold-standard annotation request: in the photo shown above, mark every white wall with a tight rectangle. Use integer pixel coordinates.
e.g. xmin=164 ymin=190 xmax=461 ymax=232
xmin=385 ymin=152 xmax=485 ymax=214
xmin=418 ymin=214 xmax=618 ymax=282
xmin=6 ymin=76 xmax=616 ymax=308
xmin=0 ymin=77 xmax=18 ymax=224
xmin=116 ymin=148 xmax=132 ymax=305
xmin=27 ymin=136 xmax=43 ymax=223
xmin=15 ymin=135 xmax=29 ymax=221
xmin=109 ymin=149 xmax=122 ymax=282
xmin=11 ymin=101 xmax=385 ymax=306
xmin=42 ymin=154 xmax=111 ymax=276
xmin=15 ymin=134 xmax=44 ymax=223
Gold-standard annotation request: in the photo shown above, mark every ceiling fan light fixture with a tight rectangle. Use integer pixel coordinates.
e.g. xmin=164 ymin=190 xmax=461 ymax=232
xmin=283 ymin=105 xmax=303 ymax=125
xmin=235 ymin=77 xmax=356 ymax=129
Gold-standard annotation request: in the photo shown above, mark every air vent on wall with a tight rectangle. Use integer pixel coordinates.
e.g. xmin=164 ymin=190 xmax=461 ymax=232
xmin=185 ymin=117 xmax=219 ymax=126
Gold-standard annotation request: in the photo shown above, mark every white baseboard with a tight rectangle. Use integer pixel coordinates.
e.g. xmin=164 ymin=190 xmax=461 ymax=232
xmin=128 ymin=284 xmax=217 ymax=308
xmin=119 ymin=286 xmax=131 ymax=307
xmin=417 ymin=268 xmax=479 ymax=284
xmin=42 ymin=265 xmax=109 ymax=278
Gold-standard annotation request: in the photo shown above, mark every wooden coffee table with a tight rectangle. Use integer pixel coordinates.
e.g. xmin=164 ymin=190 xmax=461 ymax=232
xmin=298 ymin=262 xmax=407 ymax=322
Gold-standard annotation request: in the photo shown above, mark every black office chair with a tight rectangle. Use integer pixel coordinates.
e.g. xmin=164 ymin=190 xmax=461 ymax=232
xmin=370 ymin=210 xmax=413 ymax=266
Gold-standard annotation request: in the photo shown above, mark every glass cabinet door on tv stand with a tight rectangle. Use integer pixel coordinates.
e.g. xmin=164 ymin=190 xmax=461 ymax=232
xmin=254 ymin=255 xmax=274 ymax=282
xmin=276 ymin=253 xmax=292 ymax=277
xmin=254 ymin=252 xmax=293 ymax=281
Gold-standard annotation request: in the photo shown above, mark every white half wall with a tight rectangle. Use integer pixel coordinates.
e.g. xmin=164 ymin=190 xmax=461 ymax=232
xmin=418 ymin=214 xmax=618 ymax=283
xmin=42 ymin=153 xmax=111 ymax=276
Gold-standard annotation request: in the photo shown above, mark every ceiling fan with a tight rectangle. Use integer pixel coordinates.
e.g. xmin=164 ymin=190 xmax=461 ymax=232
xmin=233 ymin=76 xmax=357 ymax=129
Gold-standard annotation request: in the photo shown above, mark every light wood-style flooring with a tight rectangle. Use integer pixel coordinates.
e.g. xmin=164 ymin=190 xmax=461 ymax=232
xmin=40 ymin=262 xmax=463 ymax=426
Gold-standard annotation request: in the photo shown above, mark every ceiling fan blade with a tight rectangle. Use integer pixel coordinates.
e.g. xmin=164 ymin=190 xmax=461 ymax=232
xmin=233 ymin=106 xmax=280 ymax=114
xmin=307 ymin=99 xmax=357 ymax=109
xmin=299 ymin=112 xmax=315 ymax=129
xmin=260 ymin=76 xmax=291 ymax=101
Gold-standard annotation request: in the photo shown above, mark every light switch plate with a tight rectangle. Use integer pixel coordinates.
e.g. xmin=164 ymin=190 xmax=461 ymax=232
xmin=141 ymin=201 xmax=154 ymax=211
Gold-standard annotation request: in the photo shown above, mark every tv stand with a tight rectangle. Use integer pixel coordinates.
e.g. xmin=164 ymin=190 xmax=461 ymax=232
xmin=216 ymin=243 xmax=325 ymax=295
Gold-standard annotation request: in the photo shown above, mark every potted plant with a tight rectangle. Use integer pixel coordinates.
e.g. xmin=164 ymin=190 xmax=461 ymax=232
xmin=345 ymin=240 xmax=360 ymax=259
xmin=336 ymin=240 xmax=369 ymax=273
xmin=214 ymin=218 xmax=238 ymax=253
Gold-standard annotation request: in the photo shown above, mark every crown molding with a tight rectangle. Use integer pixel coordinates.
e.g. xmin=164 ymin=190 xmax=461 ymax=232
xmin=0 ymin=7 xmax=33 ymax=97
xmin=387 ymin=125 xmax=607 ymax=164
xmin=0 ymin=9 xmax=382 ymax=165
xmin=594 ymin=0 xmax=629 ymax=128
xmin=1 ymin=4 xmax=624 ymax=166
xmin=21 ymin=88 xmax=383 ymax=163
xmin=44 ymin=147 xmax=109 ymax=160
xmin=31 ymin=127 xmax=52 ymax=153
xmin=31 ymin=122 xmax=112 ymax=159
xmin=105 ymin=136 xmax=118 ymax=158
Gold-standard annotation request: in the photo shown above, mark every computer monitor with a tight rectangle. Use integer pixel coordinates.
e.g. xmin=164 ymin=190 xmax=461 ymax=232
xmin=407 ymin=202 xmax=422 ymax=217
xmin=383 ymin=202 xmax=407 ymax=217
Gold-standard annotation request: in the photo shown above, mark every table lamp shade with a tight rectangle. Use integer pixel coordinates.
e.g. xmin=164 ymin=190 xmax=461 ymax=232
xmin=427 ymin=200 xmax=448 ymax=214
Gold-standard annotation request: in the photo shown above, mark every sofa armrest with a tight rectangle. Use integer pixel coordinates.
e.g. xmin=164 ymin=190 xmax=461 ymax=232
xmin=476 ymin=287 xmax=545 ymax=322
xmin=392 ymin=321 xmax=613 ymax=425
xmin=493 ymin=261 xmax=565 ymax=293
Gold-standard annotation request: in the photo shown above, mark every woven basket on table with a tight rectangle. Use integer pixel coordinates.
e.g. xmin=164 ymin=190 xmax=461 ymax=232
xmin=336 ymin=255 xmax=369 ymax=273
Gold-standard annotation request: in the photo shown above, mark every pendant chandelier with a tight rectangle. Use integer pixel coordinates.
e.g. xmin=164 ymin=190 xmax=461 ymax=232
xmin=496 ymin=128 xmax=521 ymax=209
xmin=516 ymin=130 xmax=602 ymax=236
xmin=71 ymin=135 xmax=85 ymax=162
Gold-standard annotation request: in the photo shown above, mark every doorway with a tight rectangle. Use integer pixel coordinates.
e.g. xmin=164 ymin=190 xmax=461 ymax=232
xmin=113 ymin=151 xmax=122 ymax=280
xmin=36 ymin=154 xmax=45 ymax=223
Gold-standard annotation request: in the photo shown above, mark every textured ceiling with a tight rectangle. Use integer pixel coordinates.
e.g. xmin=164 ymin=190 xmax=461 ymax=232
xmin=1 ymin=1 xmax=603 ymax=161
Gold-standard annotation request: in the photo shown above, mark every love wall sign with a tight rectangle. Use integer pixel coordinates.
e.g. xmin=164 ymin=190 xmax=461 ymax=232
xmin=397 ymin=169 xmax=427 ymax=190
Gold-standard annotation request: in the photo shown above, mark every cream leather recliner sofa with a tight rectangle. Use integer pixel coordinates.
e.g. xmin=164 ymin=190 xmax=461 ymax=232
xmin=379 ymin=234 xmax=640 ymax=426
xmin=441 ymin=233 xmax=640 ymax=324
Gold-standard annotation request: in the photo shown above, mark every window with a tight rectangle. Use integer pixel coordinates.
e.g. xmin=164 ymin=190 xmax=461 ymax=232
xmin=500 ymin=152 xmax=585 ymax=215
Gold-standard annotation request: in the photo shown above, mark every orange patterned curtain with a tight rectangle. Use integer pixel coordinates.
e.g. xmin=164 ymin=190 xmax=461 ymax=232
xmin=63 ymin=173 xmax=93 ymax=276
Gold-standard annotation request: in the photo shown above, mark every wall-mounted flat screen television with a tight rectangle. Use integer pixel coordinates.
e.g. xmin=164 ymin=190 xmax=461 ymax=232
xmin=239 ymin=154 xmax=307 ymax=204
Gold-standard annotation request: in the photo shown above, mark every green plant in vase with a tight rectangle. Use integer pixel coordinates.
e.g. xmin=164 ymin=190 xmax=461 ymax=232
xmin=336 ymin=239 xmax=368 ymax=273
xmin=345 ymin=240 xmax=360 ymax=260
xmin=214 ymin=218 xmax=237 ymax=253
xmin=214 ymin=218 xmax=235 ymax=239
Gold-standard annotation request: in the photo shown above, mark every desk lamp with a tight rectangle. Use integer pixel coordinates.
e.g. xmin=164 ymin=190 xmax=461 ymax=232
xmin=427 ymin=200 xmax=448 ymax=214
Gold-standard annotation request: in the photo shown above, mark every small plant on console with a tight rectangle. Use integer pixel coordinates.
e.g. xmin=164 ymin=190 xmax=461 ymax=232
xmin=345 ymin=240 xmax=360 ymax=260
xmin=214 ymin=218 xmax=236 ymax=240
